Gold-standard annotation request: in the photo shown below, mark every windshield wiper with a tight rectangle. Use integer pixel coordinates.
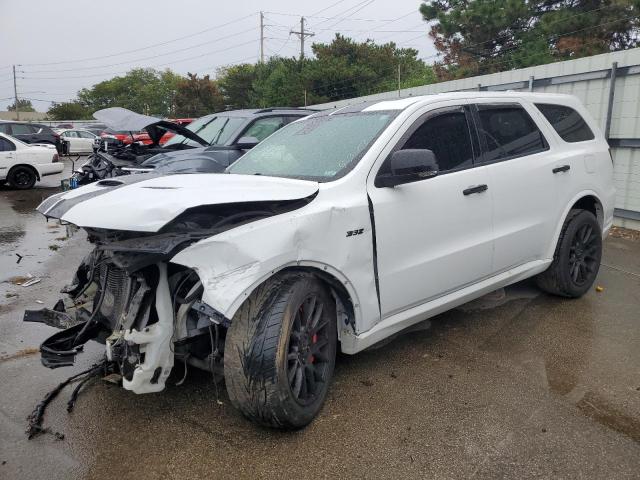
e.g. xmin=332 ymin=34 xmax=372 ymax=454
xmin=211 ymin=118 xmax=230 ymax=145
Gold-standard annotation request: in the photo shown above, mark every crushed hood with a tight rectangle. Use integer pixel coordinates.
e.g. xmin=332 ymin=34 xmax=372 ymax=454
xmin=38 ymin=174 xmax=319 ymax=232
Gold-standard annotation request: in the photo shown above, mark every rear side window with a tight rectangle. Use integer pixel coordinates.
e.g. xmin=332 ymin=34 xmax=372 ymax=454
xmin=476 ymin=104 xmax=548 ymax=162
xmin=401 ymin=109 xmax=473 ymax=172
xmin=535 ymin=103 xmax=595 ymax=142
xmin=0 ymin=124 xmax=8 ymax=134
xmin=0 ymin=137 xmax=16 ymax=151
xmin=10 ymin=124 xmax=34 ymax=135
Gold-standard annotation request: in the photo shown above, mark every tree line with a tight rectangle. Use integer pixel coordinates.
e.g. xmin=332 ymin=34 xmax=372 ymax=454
xmin=47 ymin=35 xmax=434 ymax=120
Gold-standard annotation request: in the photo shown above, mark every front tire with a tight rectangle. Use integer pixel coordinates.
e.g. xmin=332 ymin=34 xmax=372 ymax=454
xmin=224 ymin=272 xmax=337 ymax=429
xmin=7 ymin=166 xmax=37 ymax=190
xmin=536 ymin=209 xmax=602 ymax=298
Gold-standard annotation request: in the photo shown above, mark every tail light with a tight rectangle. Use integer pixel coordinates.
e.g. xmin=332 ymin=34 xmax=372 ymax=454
xmin=52 ymin=153 xmax=59 ymax=163
xmin=53 ymin=132 xmax=60 ymax=138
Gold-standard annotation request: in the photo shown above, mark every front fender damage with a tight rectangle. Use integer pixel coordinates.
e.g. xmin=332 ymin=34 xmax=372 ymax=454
xmin=24 ymin=196 xmax=317 ymax=394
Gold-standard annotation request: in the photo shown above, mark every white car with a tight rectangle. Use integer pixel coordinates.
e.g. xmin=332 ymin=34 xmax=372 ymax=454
xmin=0 ymin=132 xmax=64 ymax=189
xmin=58 ymin=129 xmax=98 ymax=154
xmin=28 ymin=92 xmax=614 ymax=428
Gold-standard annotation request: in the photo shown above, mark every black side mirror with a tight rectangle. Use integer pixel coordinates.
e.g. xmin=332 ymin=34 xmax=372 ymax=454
xmin=235 ymin=136 xmax=259 ymax=150
xmin=375 ymin=149 xmax=439 ymax=188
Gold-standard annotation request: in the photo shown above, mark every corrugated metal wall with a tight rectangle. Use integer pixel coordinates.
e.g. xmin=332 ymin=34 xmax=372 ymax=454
xmin=313 ymin=48 xmax=640 ymax=228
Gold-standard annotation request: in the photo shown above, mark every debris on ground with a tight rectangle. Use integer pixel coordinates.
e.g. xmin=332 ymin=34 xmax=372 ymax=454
xmin=26 ymin=360 xmax=108 ymax=439
xmin=596 ymin=286 xmax=604 ymax=292
xmin=609 ymin=226 xmax=640 ymax=241
xmin=35 ymin=300 xmax=44 ymax=304
xmin=48 ymin=245 xmax=60 ymax=251
xmin=15 ymin=253 xmax=23 ymax=264
xmin=5 ymin=293 xmax=18 ymax=298
xmin=54 ymin=237 xmax=68 ymax=241
xmin=0 ymin=348 xmax=39 ymax=363
xmin=22 ymin=278 xmax=41 ymax=287
xmin=8 ymin=275 xmax=33 ymax=285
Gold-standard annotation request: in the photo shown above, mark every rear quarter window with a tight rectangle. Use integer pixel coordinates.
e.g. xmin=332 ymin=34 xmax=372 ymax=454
xmin=535 ymin=103 xmax=595 ymax=143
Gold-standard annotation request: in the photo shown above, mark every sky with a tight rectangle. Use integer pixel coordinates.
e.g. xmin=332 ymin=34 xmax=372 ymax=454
xmin=0 ymin=0 xmax=437 ymax=112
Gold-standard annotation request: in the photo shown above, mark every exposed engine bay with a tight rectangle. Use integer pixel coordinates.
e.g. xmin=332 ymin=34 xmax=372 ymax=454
xmin=24 ymin=197 xmax=312 ymax=393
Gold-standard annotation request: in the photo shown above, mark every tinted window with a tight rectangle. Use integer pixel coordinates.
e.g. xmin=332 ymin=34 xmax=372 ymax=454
xmin=242 ymin=116 xmax=286 ymax=142
xmin=0 ymin=137 xmax=16 ymax=151
xmin=535 ymin=103 xmax=595 ymax=142
xmin=11 ymin=124 xmax=34 ymax=135
xmin=402 ymin=109 xmax=473 ymax=172
xmin=476 ymin=104 xmax=548 ymax=162
xmin=0 ymin=124 xmax=8 ymax=134
xmin=78 ymin=131 xmax=95 ymax=139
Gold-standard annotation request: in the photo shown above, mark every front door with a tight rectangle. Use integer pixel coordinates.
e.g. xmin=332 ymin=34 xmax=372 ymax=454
xmin=367 ymin=105 xmax=494 ymax=319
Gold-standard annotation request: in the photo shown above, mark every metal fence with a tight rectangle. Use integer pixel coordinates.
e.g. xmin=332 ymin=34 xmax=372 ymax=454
xmin=313 ymin=47 xmax=640 ymax=229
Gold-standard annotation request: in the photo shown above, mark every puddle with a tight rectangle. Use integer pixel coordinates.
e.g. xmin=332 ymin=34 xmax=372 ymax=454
xmin=0 ymin=186 xmax=65 ymax=286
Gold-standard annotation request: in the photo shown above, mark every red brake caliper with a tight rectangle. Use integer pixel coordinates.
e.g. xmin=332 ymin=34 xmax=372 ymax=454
xmin=310 ymin=334 xmax=318 ymax=363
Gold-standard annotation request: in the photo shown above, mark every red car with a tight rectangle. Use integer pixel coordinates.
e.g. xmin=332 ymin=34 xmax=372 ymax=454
xmin=132 ymin=118 xmax=193 ymax=145
xmin=100 ymin=128 xmax=136 ymax=144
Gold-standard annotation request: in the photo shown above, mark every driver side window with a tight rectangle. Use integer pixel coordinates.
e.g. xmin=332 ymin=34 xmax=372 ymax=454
xmin=401 ymin=109 xmax=474 ymax=173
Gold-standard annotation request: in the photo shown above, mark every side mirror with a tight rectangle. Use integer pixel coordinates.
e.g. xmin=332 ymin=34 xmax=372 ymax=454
xmin=375 ymin=149 xmax=439 ymax=188
xmin=235 ymin=136 xmax=259 ymax=150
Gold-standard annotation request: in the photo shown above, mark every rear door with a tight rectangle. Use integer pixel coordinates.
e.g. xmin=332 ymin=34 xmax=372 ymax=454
xmin=77 ymin=130 xmax=96 ymax=152
xmin=472 ymin=101 xmax=559 ymax=271
xmin=367 ymin=104 xmax=494 ymax=318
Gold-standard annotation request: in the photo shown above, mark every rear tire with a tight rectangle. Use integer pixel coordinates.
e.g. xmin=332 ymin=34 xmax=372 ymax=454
xmin=536 ymin=209 xmax=602 ymax=298
xmin=7 ymin=166 xmax=37 ymax=190
xmin=224 ymin=272 xmax=337 ymax=429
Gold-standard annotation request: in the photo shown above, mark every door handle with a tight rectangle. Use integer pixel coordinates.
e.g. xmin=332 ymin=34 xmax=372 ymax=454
xmin=552 ymin=165 xmax=570 ymax=174
xmin=463 ymin=184 xmax=488 ymax=196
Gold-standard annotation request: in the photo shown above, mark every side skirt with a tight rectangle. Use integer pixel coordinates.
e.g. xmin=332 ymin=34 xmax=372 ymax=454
xmin=340 ymin=259 xmax=550 ymax=354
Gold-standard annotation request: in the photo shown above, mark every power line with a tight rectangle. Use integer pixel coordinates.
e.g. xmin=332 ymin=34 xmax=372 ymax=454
xmin=21 ymin=39 xmax=258 ymax=80
xmin=19 ymin=12 xmax=257 ymax=67
xmin=22 ymin=27 xmax=258 ymax=74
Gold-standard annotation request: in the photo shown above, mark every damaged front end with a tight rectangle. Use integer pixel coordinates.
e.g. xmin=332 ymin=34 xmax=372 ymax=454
xmin=25 ymin=197 xmax=311 ymax=393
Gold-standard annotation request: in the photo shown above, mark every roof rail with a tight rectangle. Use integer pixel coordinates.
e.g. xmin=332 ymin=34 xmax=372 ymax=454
xmin=254 ymin=107 xmax=316 ymax=113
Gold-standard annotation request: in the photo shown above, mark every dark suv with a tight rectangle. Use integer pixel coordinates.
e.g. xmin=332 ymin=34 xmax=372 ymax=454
xmin=140 ymin=108 xmax=315 ymax=174
xmin=0 ymin=121 xmax=61 ymax=152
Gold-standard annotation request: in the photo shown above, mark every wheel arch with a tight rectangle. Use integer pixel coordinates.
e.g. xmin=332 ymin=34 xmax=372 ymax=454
xmin=219 ymin=261 xmax=361 ymax=346
xmin=546 ymin=190 xmax=604 ymax=259
xmin=8 ymin=163 xmax=41 ymax=181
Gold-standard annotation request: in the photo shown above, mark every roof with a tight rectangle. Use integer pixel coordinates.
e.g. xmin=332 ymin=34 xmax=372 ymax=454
xmin=319 ymin=91 xmax=581 ymax=115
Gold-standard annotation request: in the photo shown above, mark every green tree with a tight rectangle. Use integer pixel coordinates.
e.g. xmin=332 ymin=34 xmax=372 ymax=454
xmin=308 ymin=35 xmax=435 ymax=101
xmin=217 ymin=64 xmax=258 ymax=109
xmin=77 ymin=68 xmax=183 ymax=116
xmin=174 ymin=73 xmax=225 ymax=117
xmin=420 ymin=0 xmax=640 ymax=79
xmin=47 ymin=101 xmax=92 ymax=120
xmin=7 ymin=99 xmax=35 ymax=112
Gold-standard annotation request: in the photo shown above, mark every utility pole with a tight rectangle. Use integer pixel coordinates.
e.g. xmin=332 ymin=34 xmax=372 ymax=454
xmin=259 ymin=11 xmax=265 ymax=64
xmin=12 ymin=65 xmax=19 ymax=121
xmin=397 ymin=63 xmax=401 ymax=98
xmin=291 ymin=17 xmax=314 ymax=61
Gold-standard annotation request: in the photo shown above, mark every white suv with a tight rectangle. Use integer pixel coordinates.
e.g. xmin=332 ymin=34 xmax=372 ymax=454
xmin=29 ymin=92 xmax=614 ymax=428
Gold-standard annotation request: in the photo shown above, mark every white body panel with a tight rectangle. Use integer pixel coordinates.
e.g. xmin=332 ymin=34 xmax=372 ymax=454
xmin=0 ymin=132 xmax=63 ymax=181
xmin=43 ymin=174 xmax=319 ymax=232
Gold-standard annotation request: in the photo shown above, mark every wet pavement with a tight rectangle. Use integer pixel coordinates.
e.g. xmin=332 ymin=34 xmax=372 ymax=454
xmin=1 ymin=174 xmax=639 ymax=479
